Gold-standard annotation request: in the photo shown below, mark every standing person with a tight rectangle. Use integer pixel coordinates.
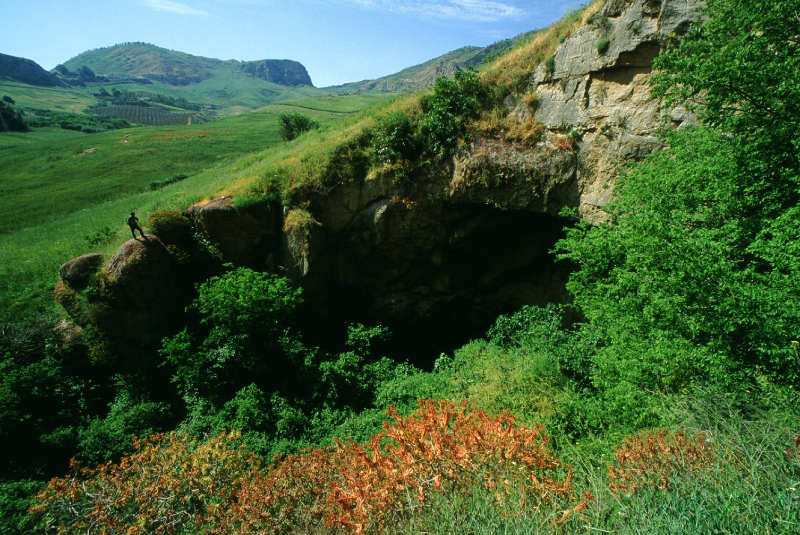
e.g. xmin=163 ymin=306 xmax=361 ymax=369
xmin=126 ymin=212 xmax=146 ymax=239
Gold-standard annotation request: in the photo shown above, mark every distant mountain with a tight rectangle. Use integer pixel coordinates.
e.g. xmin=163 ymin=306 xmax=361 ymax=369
xmin=0 ymin=53 xmax=65 ymax=87
xmin=326 ymin=30 xmax=538 ymax=93
xmin=61 ymin=43 xmax=313 ymax=87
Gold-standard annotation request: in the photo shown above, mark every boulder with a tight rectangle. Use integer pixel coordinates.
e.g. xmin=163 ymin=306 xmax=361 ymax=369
xmin=184 ymin=197 xmax=282 ymax=269
xmin=59 ymin=253 xmax=103 ymax=290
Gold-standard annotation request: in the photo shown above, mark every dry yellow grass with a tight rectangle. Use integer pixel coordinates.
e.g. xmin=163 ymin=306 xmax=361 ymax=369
xmin=482 ymin=0 xmax=607 ymax=89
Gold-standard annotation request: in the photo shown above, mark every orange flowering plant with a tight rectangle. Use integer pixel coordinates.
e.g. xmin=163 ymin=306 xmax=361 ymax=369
xmin=31 ymin=430 xmax=259 ymax=535
xmin=608 ymin=428 xmax=718 ymax=493
xmin=32 ymin=400 xmax=591 ymax=534
xmin=220 ymin=399 xmax=584 ymax=534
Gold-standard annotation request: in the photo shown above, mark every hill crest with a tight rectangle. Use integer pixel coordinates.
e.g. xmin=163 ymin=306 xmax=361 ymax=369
xmin=62 ymin=43 xmax=313 ymax=87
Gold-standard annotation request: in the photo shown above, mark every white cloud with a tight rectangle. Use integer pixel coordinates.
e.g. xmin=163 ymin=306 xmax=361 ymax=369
xmin=209 ymin=0 xmax=524 ymax=21
xmin=325 ymin=0 xmax=525 ymax=22
xmin=420 ymin=0 xmax=525 ymax=21
xmin=140 ymin=0 xmax=210 ymax=16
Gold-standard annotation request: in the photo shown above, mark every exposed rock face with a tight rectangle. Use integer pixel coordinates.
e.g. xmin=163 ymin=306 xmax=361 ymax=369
xmin=184 ymin=197 xmax=282 ymax=269
xmin=59 ymin=253 xmax=103 ymax=291
xmin=239 ymin=59 xmax=313 ymax=86
xmin=186 ymin=0 xmax=702 ymax=351
xmin=521 ymin=0 xmax=701 ymax=223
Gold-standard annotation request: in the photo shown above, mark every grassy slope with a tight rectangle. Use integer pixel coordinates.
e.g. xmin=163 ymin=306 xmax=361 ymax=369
xmin=102 ymin=64 xmax=331 ymax=115
xmin=0 ymin=80 xmax=95 ymax=112
xmin=0 ymin=93 xmax=393 ymax=319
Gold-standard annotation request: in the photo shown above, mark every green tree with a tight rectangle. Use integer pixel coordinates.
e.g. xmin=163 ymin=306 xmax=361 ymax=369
xmin=277 ymin=111 xmax=320 ymax=141
xmin=652 ymin=0 xmax=800 ymax=228
xmin=161 ymin=268 xmax=307 ymax=404
xmin=0 ymin=100 xmax=27 ymax=132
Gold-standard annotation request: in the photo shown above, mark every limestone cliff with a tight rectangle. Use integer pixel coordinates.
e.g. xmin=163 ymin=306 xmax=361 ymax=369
xmin=238 ymin=59 xmax=313 ymax=87
xmin=268 ymin=0 xmax=701 ymax=335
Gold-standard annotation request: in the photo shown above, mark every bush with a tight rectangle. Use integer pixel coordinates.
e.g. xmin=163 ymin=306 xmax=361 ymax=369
xmin=145 ymin=209 xmax=193 ymax=247
xmin=0 ymin=101 xmax=27 ymax=132
xmin=371 ymin=111 xmax=423 ymax=164
xmin=160 ymin=268 xmax=307 ymax=403
xmin=0 ymin=480 xmax=42 ymax=535
xmin=421 ymin=69 xmax=495 ymax=156
xmin=596 ymin=38 xmax=611 ymax=54
xmin=277 ymin=112 xmax=320 ymax=141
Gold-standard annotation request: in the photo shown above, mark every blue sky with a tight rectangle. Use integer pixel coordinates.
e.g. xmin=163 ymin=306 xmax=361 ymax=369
xmin=3 ymin=0 xmax=586 ymax=87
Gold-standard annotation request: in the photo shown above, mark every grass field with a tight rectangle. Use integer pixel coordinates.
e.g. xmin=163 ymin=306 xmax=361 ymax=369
xmin=0 ymin=80 xmax=96 ymax=113
xmin=0 ymin=93 xmax=393 ymax=320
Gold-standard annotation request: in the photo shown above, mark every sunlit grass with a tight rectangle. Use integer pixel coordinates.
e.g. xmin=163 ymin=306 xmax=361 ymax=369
xmin=482 ymin=0 xmax=606 ymax=89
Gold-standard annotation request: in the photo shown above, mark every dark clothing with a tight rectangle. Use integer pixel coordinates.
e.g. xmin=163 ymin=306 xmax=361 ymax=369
xmin=126 ymin=215 xmax=145 ymax=238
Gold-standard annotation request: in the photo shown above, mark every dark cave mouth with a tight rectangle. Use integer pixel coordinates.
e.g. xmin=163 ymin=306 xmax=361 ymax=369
xmin=311 ymin=207 xmax=574 ymax=367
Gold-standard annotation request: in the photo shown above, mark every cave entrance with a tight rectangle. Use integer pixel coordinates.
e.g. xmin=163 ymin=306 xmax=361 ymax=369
xmin=308 ymin=205 xmax=574 ymax=367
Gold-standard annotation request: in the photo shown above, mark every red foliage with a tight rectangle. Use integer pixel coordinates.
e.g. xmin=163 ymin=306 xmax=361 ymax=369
xmin=220 ymin=399 xmax=575 ymax=534
xmin=31 ymin=431 xmax=259 ymax=534
xmin=608 ymin=428 xmax=718 ymax=493
xmin=32 ymin=400 xmax=586 ymax=534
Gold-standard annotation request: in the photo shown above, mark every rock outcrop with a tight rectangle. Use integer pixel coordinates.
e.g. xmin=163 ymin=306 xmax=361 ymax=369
xmin=56 ymin=237 xmax=195 ymax=362
xmin=184 ymin=196 xmax=282 ymax=268
xmin=239 ymin=59 xmax=313 ymax=87
xmin=59 ymin=253 xmax=103 ymax=291
xmin=522 ymin=0 xmax=701 ymax=223
xmin=100 ymin=237 xmax=192 ymax=350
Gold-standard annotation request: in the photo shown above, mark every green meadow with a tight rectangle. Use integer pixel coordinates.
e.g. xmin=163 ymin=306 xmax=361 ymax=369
xmin=0 ymin=93 xmax=393 ymax=320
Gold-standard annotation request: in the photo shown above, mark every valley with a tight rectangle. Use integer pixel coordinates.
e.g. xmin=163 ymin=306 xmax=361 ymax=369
xmin=2 ymin=0 xmax=800 ymax=533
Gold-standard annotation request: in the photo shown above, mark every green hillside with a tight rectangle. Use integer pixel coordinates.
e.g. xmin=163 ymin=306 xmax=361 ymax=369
xmin=0 ymin=93 xmax=392 ymax=317
xmin=57 ymin=43 xmax=325 ymax=115
xmin=62 ymin=43 xmax=227 ymax=82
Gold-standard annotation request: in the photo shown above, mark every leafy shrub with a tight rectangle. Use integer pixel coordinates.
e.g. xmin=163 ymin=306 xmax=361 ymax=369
xmin=144 ymin=210 xmax=193 ymax=247
xmin=76 ymin=376 xmax=174 ymax=467
xmin=0 ymin=480 xmax=42 ymax=535
xmin=558 ymin=126 xmax=800 ymax=401
xmin=545 ymin=55 xmax=556 ymax=73
xmin=596 ymin=38 xmax=611 ymax=54
xmin=83 ymin=225 xmax=115 ymax=247
xmin=0 ymin=100 xmax=27 ymax=132
xmin=161 ymin=268 xmax=306 ymax=403
xmin=371 ymin=111 xmax=422 ymax=164
xmin=277 ymin=112 xmax=320 ymax=141
xmin=421 ymin=69 xmax=495 ymax=156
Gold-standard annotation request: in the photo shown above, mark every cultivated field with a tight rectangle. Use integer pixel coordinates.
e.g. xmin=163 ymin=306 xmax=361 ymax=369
xmin=88 ymin=104 xmax=200 ymax=126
